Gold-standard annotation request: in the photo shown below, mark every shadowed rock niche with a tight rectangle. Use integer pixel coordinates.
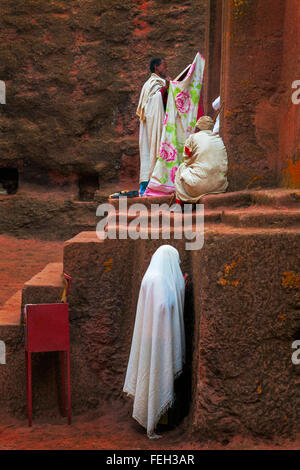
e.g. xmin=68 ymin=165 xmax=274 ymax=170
xmin=78 ymin=172 xmax=99 ymax=201
xmin=0 ymin=167 xmax=18 ymax=195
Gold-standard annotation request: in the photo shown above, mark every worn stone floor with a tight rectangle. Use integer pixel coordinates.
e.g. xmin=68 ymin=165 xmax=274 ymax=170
xmin=0 ymin=403 xmax=300 ymax=450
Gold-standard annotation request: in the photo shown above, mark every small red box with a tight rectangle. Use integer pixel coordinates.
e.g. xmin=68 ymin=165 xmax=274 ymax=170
xmin=25 ymin=303 xmax=70 ymax=352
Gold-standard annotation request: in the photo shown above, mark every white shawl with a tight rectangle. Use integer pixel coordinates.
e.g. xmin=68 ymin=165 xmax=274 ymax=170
xmin=123 ymin=245 xmax=185 ymax=437
xmin=137 ymin=73 xmax=165 ymax=122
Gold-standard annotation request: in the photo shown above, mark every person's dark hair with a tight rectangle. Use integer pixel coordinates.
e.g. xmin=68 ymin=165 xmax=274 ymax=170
xmin=150 ymin=58 xmax=164 ymax=73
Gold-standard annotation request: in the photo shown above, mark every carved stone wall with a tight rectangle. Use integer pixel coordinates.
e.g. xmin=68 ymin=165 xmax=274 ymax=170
xmin=0 ymin=0 xmax=207 ymax=196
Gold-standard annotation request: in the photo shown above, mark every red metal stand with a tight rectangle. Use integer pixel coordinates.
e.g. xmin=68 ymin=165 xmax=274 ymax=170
xmin=24 ymin=303 xmax=71 ymax=426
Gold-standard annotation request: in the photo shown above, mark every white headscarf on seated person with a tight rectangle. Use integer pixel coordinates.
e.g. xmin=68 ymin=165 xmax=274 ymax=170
xmin=212 ymin=96 xmax=220 ymax=134
xmin=123 ymin=245 xmax=185 ymax=438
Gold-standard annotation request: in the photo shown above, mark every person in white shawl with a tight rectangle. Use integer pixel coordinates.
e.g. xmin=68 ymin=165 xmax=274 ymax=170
xmin=137 ymin=58 xmax=170 ymax=195
xmin=175 ymin=116 xmax=228 ymax=204
xmin=123 ymin=245 xmax=186 ymax=439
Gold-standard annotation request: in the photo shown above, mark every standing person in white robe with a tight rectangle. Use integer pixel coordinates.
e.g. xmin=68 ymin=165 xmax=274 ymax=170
xmin=123 ymin=245 xmax=186 ymax=439
xmin=137 ymin=58 xmax=170 ymax=196
xmin=175 ymin=116 xmax=228 ymax=204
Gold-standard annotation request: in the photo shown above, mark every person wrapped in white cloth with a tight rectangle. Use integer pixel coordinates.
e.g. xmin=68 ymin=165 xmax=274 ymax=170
xmin=175 ymin=116 xmax=228 ymax=204
xmin=123 ymin=245 xmax=186 ymax=439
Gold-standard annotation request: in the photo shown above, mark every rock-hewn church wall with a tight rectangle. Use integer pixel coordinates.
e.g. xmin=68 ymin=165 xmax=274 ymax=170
xmin=217 ymin=0 xmax=300 ymax=192
xmin=0 ymin=0 xmax=207 ymax=195
xmin=279 ymin=0 xmax=300 ymax=189
xmin=220 ymin=0 xmax=286 ymax=191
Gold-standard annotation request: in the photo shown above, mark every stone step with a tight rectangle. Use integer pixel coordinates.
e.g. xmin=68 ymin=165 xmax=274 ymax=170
xmin=102 ymin=189 xmax=300 ymax=213
xmin=250 ymin=189 xmax=300 ymax=208
xmin=0 ymin=262 xmax=68 ymax=418
xmin=106 ymin=191 xmax=253 ymax=211
xmin=102 ymin=199 xmax=300 ymax=230
xmin=0 ymin=290 xmax=22 ymax=326
xmin=107 ymin=192 xmax=247 ymax=210
xmin=108 ymin=194 xmax=173 ymax=210
xmin=102 ymin=209 xmax=300 ymax=231
xmin=0 ymin=261 xmax=64 ymax=381
xmin=0 ymin=263 xmax=63 ymax=416
xmin=200 ymin=190 xmax=252 ymax=209
xmin=221 ymin=208 xmax=300 ymax=228
xmin=21 ymin=262 xmax=64 ymax=320
xmin=104 ymin=208 xmax=221 ymax=228
xmin=0 ymin=263 xmax=64 ymax=329
xmin=201 ymin=189 xmax=300 ymax=209
xmin=102 ymin=225 xmax=204 ymax=241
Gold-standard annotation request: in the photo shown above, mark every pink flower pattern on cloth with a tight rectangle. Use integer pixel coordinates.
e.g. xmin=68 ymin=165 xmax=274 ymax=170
xmin=170 ymin=166 xmax=178 ymax=183
xmin=160 ymin=142 xmax=178 ymax=162
xmin=163 ymin=112 xmax=168 ymax=126
xmin=175 ymin=91 xmax=191 ymax=114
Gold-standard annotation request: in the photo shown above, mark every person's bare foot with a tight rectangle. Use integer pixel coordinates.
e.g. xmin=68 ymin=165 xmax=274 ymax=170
xmin=147 ymin=432 xmax=163 ymax=440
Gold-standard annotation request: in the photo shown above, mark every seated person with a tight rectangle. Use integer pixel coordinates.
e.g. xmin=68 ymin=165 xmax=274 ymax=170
xmin=175 ymin=116 xmax=228 ymax=204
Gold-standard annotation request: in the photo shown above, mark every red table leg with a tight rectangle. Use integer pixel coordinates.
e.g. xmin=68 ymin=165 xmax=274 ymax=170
xmin=61 ymin=351 xmax=66 ymax=417
xmin=66 ymin=350 xmax=71 ymax=425
xmin=27 ymin=351 xmax=32 ymax=427
xmin=25 ymin=351 xmax=28 ymax=404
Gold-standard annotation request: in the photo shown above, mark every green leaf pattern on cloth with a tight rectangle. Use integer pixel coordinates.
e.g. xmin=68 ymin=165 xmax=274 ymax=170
xmin=159 ymin=173 xmax=168 ymax=184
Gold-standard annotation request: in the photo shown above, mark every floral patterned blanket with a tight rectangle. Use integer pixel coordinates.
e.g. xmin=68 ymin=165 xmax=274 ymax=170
xmin=145 ymin=52 xmax=205 ymax=196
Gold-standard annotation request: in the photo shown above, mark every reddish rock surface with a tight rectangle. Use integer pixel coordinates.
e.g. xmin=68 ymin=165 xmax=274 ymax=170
xmin=279 ymin=0 xmax=300 ymax=189
xmin=0 ymin=0 xmax=206 ymax=195
xmin=0 ymin=191 xmax=99 ymax=240
xmin=218 ymin=0 xmax=300 ymax=191
xmin=1 ymin=190 xmax=299 ymax=443
xmin=0 ymin=0 xmax=299 ymax=451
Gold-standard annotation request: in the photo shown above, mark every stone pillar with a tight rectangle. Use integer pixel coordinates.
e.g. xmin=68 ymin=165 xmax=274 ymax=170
xmin=220 ymin=0 xmax=286 ymax=191
xmin=279 ymin=0 xmax=300 ymax=189
xmin=203 ymin=0 xmax=222 ymax=116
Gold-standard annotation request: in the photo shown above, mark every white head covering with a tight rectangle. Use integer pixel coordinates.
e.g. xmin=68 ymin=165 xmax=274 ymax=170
xmin=123 ymin=245 xmax=185 ymax=437
xmin=212 ymin=96 xmax=220 ymax=111
xmin=212 ymin=96 xmax=220 ymax=134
